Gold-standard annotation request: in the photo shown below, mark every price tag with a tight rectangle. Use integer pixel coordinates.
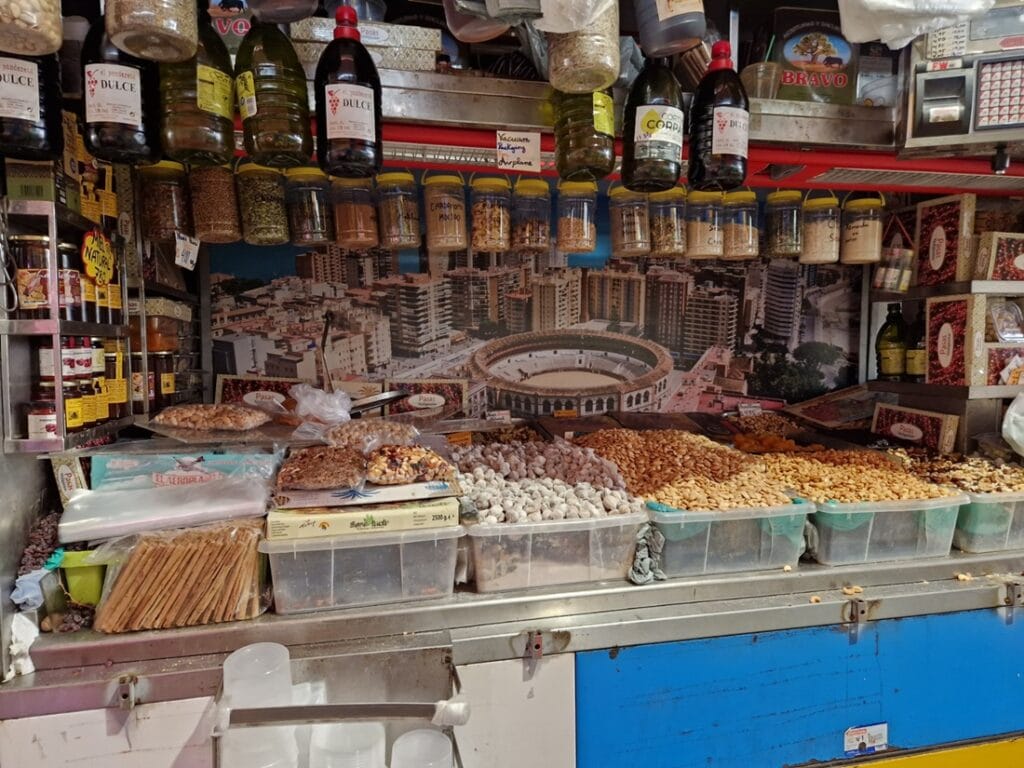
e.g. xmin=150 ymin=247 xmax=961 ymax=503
xmin=81 ymin=230 xmax=114 ymax=286
xmin=447 ymin=431 xmax=473 ymax=446
xmin=174 ymin=232 xmax=201 ymax=270
xmin=496 ymin=131 xmax=541 ymax=173
xmin=738 ymin=403 xmax=763 ymax=417
xmin=844 ymin=723 xmax=888 ymax=757
xmin=486 ymin=410 xmax=512 ymax=422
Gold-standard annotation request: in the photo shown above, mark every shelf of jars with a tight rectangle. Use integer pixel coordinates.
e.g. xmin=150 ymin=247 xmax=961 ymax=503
xmin=871 ymin=281 xmax=1024 ymax=301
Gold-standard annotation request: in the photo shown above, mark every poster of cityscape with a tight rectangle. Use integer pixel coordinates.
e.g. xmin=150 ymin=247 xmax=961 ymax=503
xmin=209 ymin=185 xmax=862 ymax=420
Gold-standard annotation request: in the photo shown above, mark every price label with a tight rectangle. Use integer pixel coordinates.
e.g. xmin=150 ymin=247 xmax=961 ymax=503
xmin=447 ymin=431 xmax=473 ymax=446
xmin=81 ymin=229 xmax=114 ymax=286
xmin=738 ymin=403 xmax=763 ymax=417
xmin=174 ymin=232 xmax=201 ymax=270
xmin=485 ymin=410 xmax=512 ymax=422
xmin=554 ymin=409 xmax=578 ymax=419
xmin=496 ymin=130 xmax=541 ymax=173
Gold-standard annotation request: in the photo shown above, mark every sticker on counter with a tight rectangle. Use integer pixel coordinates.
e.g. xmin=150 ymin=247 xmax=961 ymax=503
xmin=844 ymin=723 xmax=888 ymax=757
xmin=496 ymin=130 xmax=541 ymax=173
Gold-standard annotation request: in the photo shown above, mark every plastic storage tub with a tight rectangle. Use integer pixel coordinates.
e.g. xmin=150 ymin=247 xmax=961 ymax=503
xmin=650 ymin=502 xmax=810 ymax=576
xmin=810 ymin=494 xmax=968 ymax=565
xmin=954 ymin=490 xmax=1024 ymax=553
xmin=260 ymin=526 xmax=462 ymax=614
xmin=466 ymin=512 xmax=646 ymax=592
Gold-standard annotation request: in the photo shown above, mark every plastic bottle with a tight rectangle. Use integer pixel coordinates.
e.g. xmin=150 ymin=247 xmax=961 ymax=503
xmin=622 ymin=57 xmax=685 ymax=193
xmin=688 ymin=40 xmax=749 ymax=192
xmin=634 ymin=0 xmax=707 ymax=58
xmin=0 ymin=52 xmax=63 ymax=161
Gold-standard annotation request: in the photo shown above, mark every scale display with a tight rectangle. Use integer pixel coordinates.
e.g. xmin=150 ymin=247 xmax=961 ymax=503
xmin=975 ymin=59 xmax=1024 ymax=129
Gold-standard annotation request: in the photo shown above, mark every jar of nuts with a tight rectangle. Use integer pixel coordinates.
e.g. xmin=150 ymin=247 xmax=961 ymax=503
xmin=286 ymin=167 xmax=334 ymax=246
xmin=648 ymin=186 xmax=687 ymax=258
xmin=0 ymin=0 xmax=61 ymax=55
xmin=237 ymin=163 xmax=290 ymax=246
xmin=470 ymin=175 xmax=512 ymax=252
xmin=841 ymin=194 xmax=885 ymax=265
xmin=332 ymin=177 xmax=379 ymax=250
xmin=608 ymin=185 xmax=651 ymax=258
xmin=377 ymin=171 xmax=420 ymax=250
xmin=512 ymin=178 xmax=551 ymax=253
xmin=766 ymin=189 xmax=803 ymax=258
xmin=557 ymin=180 xmax=598 ymax=254
xmin=189 ymin=165 xmax=241 ymax=244
xmin=424 ymin=173 xmax=467 ymax=252
xmin=546 ymin=1 xmax=619 ymax=94
xmin=140 ymin=160 xmax=191 ymax=242
xmin=685 ymin=191 xmax=724 ymax=259
xmin=722 ymin=189 xmax=759 ymax=260
xmin=105 ymin=0 xmax=198 ymax=63
xmin=801 ymin=192 xmax=840 ymax=265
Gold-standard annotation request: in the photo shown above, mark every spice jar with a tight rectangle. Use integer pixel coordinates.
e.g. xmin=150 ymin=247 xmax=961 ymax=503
xmin=26 ymin=383 xmax=58 ymax=440
xmin=0 ymin=0 xmax=61 ymax=55
xmin=648 ymin=187 xmax=687 ymax=258
xmin=552 ymin=89 xmax=615 ymax=182
xmin=377 ymin=172 xmax=420 ymax=250
xmin=237 ymin=163 xmax=290 ymax=246
xmin=547 ymin=2 xmax=619 ymax=94
xmin=285 ymin=167 xmax=333 ymax=246
xmin=841 ymin=195 xmax=885 ymax=265
xmin=424 ymin=174 xmax=467 ymax=253
xmin=63 ymin=380 xmax=84 ymax=433
xmin=189 ymin=165 xmax=241 ymax=243
xmin=608 ymin=186 xmax=651 ymax=257
xmin=722 ymin=190 xmax=759 ymax=260
xmin=685 ymin=191 xmax=724 ymax=259
xmin=332 ymin=177 xmax=379 ymax=250
xmin=105 ymin=0 xmax=198 ymax=63
xmin=801 ymin=193 xmax=840 ymax=265
xmin=513 ymin=179 xmax=551 ymax=253
xmin=10 ymin=235 xmax=50 ymax=319
xmin=140 ymin=161 xmax=191 ymax=241
xmin=766 ymin=190 xmax=802 ymax=258
xmin=471 ymin=176 xmax=512 ymax=253
xmin=557 ymin=180 xmax=598 ymax=253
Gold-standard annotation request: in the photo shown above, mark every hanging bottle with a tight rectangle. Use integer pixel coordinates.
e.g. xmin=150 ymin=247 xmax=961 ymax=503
xmin=235 ymin=20 xmax=312 ymax=168
xmin=622 ymin=57 xmax=684 ymax=193
xmin=688 ymin=40 xmax=749 ymax=191
xmin=314 ymin=5 xmax=382 ymax=178
xmin=0 ymin=52 xmax=63 ymax=161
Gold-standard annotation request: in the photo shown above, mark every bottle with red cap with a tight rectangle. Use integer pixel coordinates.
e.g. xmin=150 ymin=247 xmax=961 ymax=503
xmin=314 ymin=5 xmax=383 ymax=178
xmin=688 ymin=40 xmax=749 ymax=192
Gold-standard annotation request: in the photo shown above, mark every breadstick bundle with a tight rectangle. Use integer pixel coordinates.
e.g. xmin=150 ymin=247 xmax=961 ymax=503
xmin=93 ymin=519 xmax=266 ymax=634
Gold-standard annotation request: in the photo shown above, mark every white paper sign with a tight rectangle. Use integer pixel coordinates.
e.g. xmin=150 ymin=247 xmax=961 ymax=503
xmin=174 ymin=232 xmax=201 ymax=271
xmin=496 ymin=131 xmax=541 ymax=173
xmin=844 ymin=723 xmax=888 ymax=757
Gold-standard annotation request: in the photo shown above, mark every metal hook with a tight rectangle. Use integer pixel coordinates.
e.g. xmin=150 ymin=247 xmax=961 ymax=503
xmin=0 ymin=199 xmax=19 ymax=315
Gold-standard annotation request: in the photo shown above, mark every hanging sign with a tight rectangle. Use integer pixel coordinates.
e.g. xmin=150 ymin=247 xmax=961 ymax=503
xmin=496 ymin=131 xmax=541 ymax=173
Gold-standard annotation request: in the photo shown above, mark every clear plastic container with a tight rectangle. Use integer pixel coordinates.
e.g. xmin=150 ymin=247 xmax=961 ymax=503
xmin=332 ymin=177 xmax=378 ymax=250
xmin=377 ymin=171 xmax=420 ymax=250
xmin=248 ymin=0 xmax=319 ymax=24
xmin=424 ymin=174 xmax=467 ymax=253
xmin=685 ymin=190 xmax=724 ymax=259
xmin=310 ymin=723 xmax=385 ymax=768
xmin=546 ymin=1 xmax=619 ymax=94
xmin=513 ymin=178 xmax=551 ymax=253
xmin=800 ymin=193 xmax=840 ymax=265
xmin=608 ymin=186 xmax=651 ymax=257
xmin=841 ymin=195 xmax=885 ymax=264
xmin=552 ymin=88 xmax=616 ymax=182
xmin=722 ymin=189 xmax=759 ymax=260
xmin=237 ymin=163 xmax=290 ymax=246
xmin=105 ymin=0 xmax=198 ymax=63
xmin=259 ymin=526 xmax=463 ymax=614
xmin=466 ymin=512 xmax=646 ymax=592
xmin=189 ymin=165 xmax=241 ymax=244
xmin=809 ymin=494 xmax=968 ymax=566
xmin=441 ymin=0 xmax=510 ymax=43
xmin=140 ymin=160 xmax=191 ymax=241
xmin=285 ymin=167 xmax=333 ymax=246
xmin=391 ymin=730 xmax=453 ymax=768
xmin=766 ymin=190 xmax=802 ymax=258
xmin=470 ymin=176 xmax=512 ymax=253
xmin=633 ymin=0 xmax=707 ymax=58
xmin=954 ymin=491 xmax=1024 ymax=553
xmin=0 ymin=0 xmax=61 ymax=55
xmin=557 ymin=180 xmax=598 ymax=253
xmin=650 ymin=502 xmax=810 ymax=576
xmin=648 ymin=186 xmax=687 ymax=258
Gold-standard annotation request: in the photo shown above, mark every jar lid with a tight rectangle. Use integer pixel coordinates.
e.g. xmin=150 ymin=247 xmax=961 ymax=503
xmin=724 ymin=190 xmax=757 ymax=204
xmin=649 ymin=186 xmax=687 ymax=202
xmin=377 ymin=171 xmax=416 ymax=186
xmin=236 ymin=163 xmax=282 ymax=176
xmin=845 ymin=196 xmax=885 ymax=210
xmin=423 ymin=174 xmax=463 ymax=187
xmin=332 ymin=176 xmax=373 ymax=188
xmin=471 ymin=176 xmax=511 ymax=192
xmin=8 ymin=234 xmax=50 ymax=243
xmin=687 ymin=191 xmax=724 ymax=204
xmin=514 ymin=178 xmax=549 ymax=196
xmin=766 ymin=190 xmax=802 ymax=205
xmin=287 ymin=166 xmax=329 ymax=181
xmin=608 ymin=186 xmax=647 ymax=200
xmin=804 ymin=195 xmax=839 ymax=210
xmin=146 ymin=160 xmax=186 ymax=173
xmin=558 ymin=180 xmax=597 ymax=194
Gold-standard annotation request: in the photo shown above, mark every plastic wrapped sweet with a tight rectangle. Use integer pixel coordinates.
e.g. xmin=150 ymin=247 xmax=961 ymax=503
xmin=152 ymin=403 xmax=272 ymax=431
xmin=276 ymin=446 xmax=366 ymax=491
xmin=324 ymin=420 xmax=420 ymax=453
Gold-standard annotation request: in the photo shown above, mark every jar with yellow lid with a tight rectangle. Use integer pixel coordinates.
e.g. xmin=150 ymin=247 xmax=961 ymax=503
xmin=140 ymin=160 xmax=191 ymax=241
xmin=557 ymin=180 xmax=597 ymax=253
xmin=841 ymin=194 xmax=885 ymax=264
xmin=333 ymin=177 xmax=378 ymax=250
xmin=189 ymin=165 xmax=241 ymax=243
xmin=513 ymin=178 xmax=551 ymax=253
xmin=766 ymin=190 xmax=802 ymax=257
xmin=801 ymin=192 xmax=840 ymax=265
xmin=471 ymin=176 xmax=512 ymax=252
xmin=237 ymin=163 xmax=289 ymax=246
xmin=608 ymin=186 xmax=650 ymax=258
xmin=648 ymin=186 xmax=687 ymax=258
xmin=377 ymin=171 xmax=420 ymax=250
xmin=286 ymin=167 xmax=333 ymax=246
xmin=723 ymin=190 xmax=759 ymax=260
xmin=424 ymin=174 xmax=467 ymax=252
xmin=686 ymin=191 xmax=724 ymax=259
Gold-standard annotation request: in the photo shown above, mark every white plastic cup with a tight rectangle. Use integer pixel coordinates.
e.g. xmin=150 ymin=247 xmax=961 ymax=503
xmin=390 ymin=729 xmax=454 ymax=768
xmin=310 ymin=722 xmax=386 ymax=768
xmin=221 ymin=727 xmax=298 ymax=768
xmin=222 ymin=642 xmax=293 ymax=707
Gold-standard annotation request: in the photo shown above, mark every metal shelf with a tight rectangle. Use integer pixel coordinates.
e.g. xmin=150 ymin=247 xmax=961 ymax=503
xmin=871 ymin=281 xmax=1024 ymax=301
xmin=4 ymin=416 xmax=134 ymax=454
xmin=126 ymin=277 xmax=199 ymax=305
xmin=867 ymin=379 xmax=1024 ymax=399
xmin=5 ymin=198 xmax=102 ymax=233
xmin=0 ymin=319 xmax=128 ymax=337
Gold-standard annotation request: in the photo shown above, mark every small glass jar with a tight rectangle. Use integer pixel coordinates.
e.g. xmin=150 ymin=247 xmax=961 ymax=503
xmin=766 ymin=190 xmax=803 ymax=258
xmin=801 ymin=193 xmax=841 ymax=265
xmin=471 ymin=176 xmax=512 ymax=253
xmin=237 ymin=163 xmax=290 ymax=246
xmin=26 ymin=383 xmax=58 ymax=439
xmin=151 ymin=351 xmax=176 ymax=412
xmin=0 ymin=0 xmax=61 ymax=55
xmin=377 ymin=171 xmax=420 ymax=250
xmin=56 ymin=242 xmax=84 ymax=322
xmin=62 ymin=380 xmax=84 ymax=433
xmin=552 ymin=89 xmax=616 ymax=182
xmin=557 ymin=180 xmax=598 ymax=253
xmin=130 ymin=352 xmax=155 ymax=415
xmin=547 ymin=2 xmax=619 ymax=94
xmin=685 ymin=191 xmax=724 ymax=259
xmin=722 ymin=190 xmax=759 ymax=260
xmin=648 ymin=187 xmax=687 ymax=259
xmin=608 ymin=186 xmax=651 ymax=257
xmin=140 ymin=160 xmax=191 ymax=241
xmin=513 ymin=178 xmax=551 ymax=253
xmin=284 ymin=167 xmax=333 ymax=246
xmin=189 ymin=165 xmax=242 ymax=244
xmin=105 ymin=350 xmax=129 ymax=420
xmin=105 ymin=0 xmax=198 ymax=63
xmin=10 ymin=234 xmax=50 ymax=319
xmin=841 ymin=195 xmax=885 ymax=265
xmin=333 ymin=177 xmax=379 ymax=250
xmin=424 ymin=174 xmax=467 ymax=252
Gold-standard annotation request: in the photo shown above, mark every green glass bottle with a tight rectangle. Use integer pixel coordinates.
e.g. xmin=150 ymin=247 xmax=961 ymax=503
xmin=622 ymin=57 xmax=684 ymax=193
xmin=552 ymin=88 xmax=615 ymax=182
xmin=876 ymin=302 xmax=907 ymax=381
xmin=904 ymin=309 xmax=926 ymax=383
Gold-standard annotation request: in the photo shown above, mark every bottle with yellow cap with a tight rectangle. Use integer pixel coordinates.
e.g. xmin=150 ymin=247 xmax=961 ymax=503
xmin=609 ymin=185 xmax=651 ymax=258
xmin=424 ymin=174 xmax=467 ymax=252
xmin=649 ymin=186 xmax=687 ymax=258
xmin=236 ymin=163 xmax=290 ymax=246
xmin=286 ymin=167 xmax=334 ymax=246
xmin=841 ymin=194 xmax=885 ymax=264
xmin=377 ymin=172 xmax=420 ymax=250
xmin=723 ymin=189 xmax=759 ymax=260
xmin=471 ymin=176 xmax=512 ymax=252
xmin=686 ymin=190 xmax=724 ymax=259
xmin=766 ymin=190 xmax=802 ymax=258
xmin=140 ymin=161 xmax=191 ymax=241
xmin=513 ymin=179 xmax=551 ymax=253
xmin=333 ymin=176 xmax=378 ymax=250
xmin=557 ymin=180 xmax=598 ymax=253
xmin=801 ymin=192 xmax=840 ymax=265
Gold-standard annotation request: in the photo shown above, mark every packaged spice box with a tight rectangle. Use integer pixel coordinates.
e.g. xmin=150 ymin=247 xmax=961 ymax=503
xmin=915 ymin=193 xmax=976 ymax=286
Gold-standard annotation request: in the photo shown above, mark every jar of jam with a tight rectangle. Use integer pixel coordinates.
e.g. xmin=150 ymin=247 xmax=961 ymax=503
xmin=26 ymin=383 xmax=58 ymax=440
xmin=151 ymin=351 xmax=175 ymax=411
xmin=36 ymin=338 xmax=56 ymax=383
xmin=63 ymin=381 xmax=84 ymax=433
xmin=56 ymin=242 xmax=84 ymax=321
xmin=91 ymin=338 xmax=109 ymax=424
xmin=10 ymin=234 xmax=51 ymax=319
xmin=105 ymin=351 xmax=128 ymax=420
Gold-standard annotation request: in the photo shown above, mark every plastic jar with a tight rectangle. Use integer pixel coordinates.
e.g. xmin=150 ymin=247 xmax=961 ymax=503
xmin=648 ymin=186 xmax=687 ymax=258
xmin=333 ymin=177 xmax=379 ymax=250
xmin=723 ymin=190 xmax=759 ymax=260
xmin=634 ymin=0 xmax=707 ymax=58
xmin=105 ymin=0 xmax=198 ymax=63
xmin=441 ymin=0 xmax=509 ymax=43
xmin=841 ymin=195 xmax=885 ymax=264
xmin=512 ymin=178 xmax=551 ymax=253
xmin=546 ymin=2 xmax=619 ymax=94
xmin=685 ymin=191 xmax=724 ymax=259
xmin=552 ymin=89 xmax=616 ymax=182
xmin=237 ymin=164 xmax=290 ymax=246
xmin=801 ymin=193 xmax=840 ymax=265
xmin=285 ymin=167 xmax=333 ymax=246
xmin=189 ymin=165 xmax=241 ymax=244
xmin=140 ymin=161 xmax=191 ymax=241
xmin=424 ymin=174 xmax=467 ymax=253
xmin=557 ymin=180 xmax=598 ymax=254
xmin=376 ymin=172 xmax=420 ymax=250
xmin=471 ymin=176 xmax=512 ymax=252
xmin=0 ymin=0 xmax=61 ymax=55
xmin=765 ymin=190 xmax=803 ymax=258
xmin=608 ymin=186 xmax=651 ymax=258
xmin=248 ymin=0 xmax=318 ymax=23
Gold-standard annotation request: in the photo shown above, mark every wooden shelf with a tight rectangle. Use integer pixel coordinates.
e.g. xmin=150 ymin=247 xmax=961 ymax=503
xmin=872 ymin=281 xmax=1024 ymax=302
xmin=867 ymin=379 xmax=1024 ymax=400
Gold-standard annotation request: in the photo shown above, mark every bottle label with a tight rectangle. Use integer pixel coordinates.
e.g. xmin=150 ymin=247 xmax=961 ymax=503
xmin=58 ymin=269 xmax=81 ymax=310
xmin=905 ymin=349 xmax=927 ymax=376
xmin=324 ymin=83 xmax=375 ymax=142
xmin=656 ymin=0 xmax=703 ymax=21
xmin=15 ymin=269 xmax=49 ymax=310
xmin=592 ymin=91 xmax=614 ymax=137
xmin=92 ymin=346 xmax=105 ymax=371
xmin=0 ymin=57 xmax=40 ymax=122
xmin=110 ymin=377 xmax=128 ymax=404
xmin=84 ymin=64 xmax=143 ymax=126
xmin=28 ymin=413 xmax=58 ymax=439
xmin=96 ymin=282 xmax=109 ymax=309
xmin=61 ymin=346 xmax=77 ymax=378
xmin=237 ymin=71 xmax=257 ymax=119
xmin=711 ymin=106 xmax=749 ymax=158
xmin=82 ymin=278 xmax=96 ymax=305
xmin=878 ymin=348 xmax=906 ymax=375
xmin=197 ymin=64 xmax=234 ymax=120
xmin=633 ymin=104 xmax=684 ymax=161
xmin=108 ymin=286 xmax=123 ymax=310
xmin=160 ymin=372 xmax=176 ymax=395
xmin=38 ymin=347 xmax=55 ymax=379
xmin=95 ymin=379 xmax=109 ymax=418
xmin=81 ymin=393 xmax=96 ymax=425
xmin=65 ymin=396 xmax=84 ymax=429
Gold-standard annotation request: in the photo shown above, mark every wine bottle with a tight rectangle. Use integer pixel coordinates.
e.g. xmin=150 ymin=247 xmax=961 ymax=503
xmin=621 ymin=57 xmax=684 ymax=193
xmin=688 ymin=40 xmax=749 ymax=191
xmin=0 ymin=52 xmax=63 ymax=161
xmin=904 ymin=309 xmax=926 ymax=383
xmin=876 ymin=302 xmax=907 ymax=382
xmin=314 ymin=5 xmax=382 ymax=178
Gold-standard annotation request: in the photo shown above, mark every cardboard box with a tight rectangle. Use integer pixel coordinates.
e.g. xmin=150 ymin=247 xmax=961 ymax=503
xmin=773 ymin=7 xmax=859 ymax=105
xmin=983 ymin=343 xmax=1024 ymax=385
xmin=871 ymin=403 xmax=959 ymax=454
xmin=271 ymin=476 xmax=462 ymax=510
xmin=267 ymin=496 xmax=460 ymax=541
xmin=973 ymin=232 xmax=1024 ymax=280
xmin=926 ymin=294 xmax=989 ymax=386
xmin=915 ymin=194 xmax=976 ymax=286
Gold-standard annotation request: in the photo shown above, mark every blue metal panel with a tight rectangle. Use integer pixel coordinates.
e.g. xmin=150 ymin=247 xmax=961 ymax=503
xmin=576 ymin=609 xmax=1024 ymax=768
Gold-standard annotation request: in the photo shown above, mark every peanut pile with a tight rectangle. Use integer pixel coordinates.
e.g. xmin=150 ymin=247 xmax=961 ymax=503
xmin=905 ymin=455 xmax=1024 ymax=494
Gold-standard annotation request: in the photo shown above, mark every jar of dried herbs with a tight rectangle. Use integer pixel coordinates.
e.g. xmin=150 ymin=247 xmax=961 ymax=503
xmin=285 ymin=167 xmax=333 ymax=246
xmin=471 ymin=176 xmax=512 ymax=252
xmin=608 ymin=185 xmax=650 ymax=257
xmin=140 ymin=160 xmax=191 ymax=241
xmin=512 ymin=178 xmax=551 ymax=253
xmin=333 ymin=177 xmax=379 ymax=250
xmin=546 ymin=2 xmax=619 ymax=94
xmin=189 ymin=165 xmax=241 ymax=244
xmin=648 ymin=186 xmax=687 ymax=258
xmin=237 ymin=163 xmax=289 ymax=246
xmin=377 ymin=171 xmax=420 ymax=250
xmin=557 ymin=180 xmax=597 ymax=254
xmin=424 ymin=174 xmax=467 ymax=252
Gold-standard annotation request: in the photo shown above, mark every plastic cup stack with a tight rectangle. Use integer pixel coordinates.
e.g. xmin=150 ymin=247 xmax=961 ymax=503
xmin=390 ymin=729 xmax=454 ymax=768
xmin=310 ymin=722 xmax=386 ymax=768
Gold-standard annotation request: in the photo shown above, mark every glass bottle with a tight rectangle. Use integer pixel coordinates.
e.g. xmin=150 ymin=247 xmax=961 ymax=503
xmin=10 ymin=235 xmax=51 ymax=319
xmin=622 ymin=57 xmax=684 ymax=193
xmin=766 ymin=190 xmax=802 ymax=258
xmin=688 ymin=40 xmax=749 ymax=192
xmin=801 ymin=193 xmax=841 ymax=265
xmin=722 ymin=190 xmax=759 ymax=260
xmin=552 ymin=88 xmax=615 ymax=182
xmin=904 ymin=310 xmax=926 ymax=384
xmin=140 ymin=160 xmax=191 ymax=241
xmin=0 ymin=52 xmax=63 ymax=161
xmin=285 ymin=166 xmax=333 ymax=245
xmin=841 ymin=195 xmax=885 ymax=265
xmin=875 ymin=302 xmax=907 ymax=382
xmin=106 ymin=0 xmax=198 ymax=63
xmin=685 ymin=191 xmax=724 ymax=259
xmin=634 ymin=0 xmax=706 ymax=58
xmin=377 ymin=171 xmax=420 ymax=250
xmin=546 ymin=2 xmax=619 ymax=94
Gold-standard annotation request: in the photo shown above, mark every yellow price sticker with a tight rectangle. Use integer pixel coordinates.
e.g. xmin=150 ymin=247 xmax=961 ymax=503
xmin=81 ymin=229 xmax=114 ymax=287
